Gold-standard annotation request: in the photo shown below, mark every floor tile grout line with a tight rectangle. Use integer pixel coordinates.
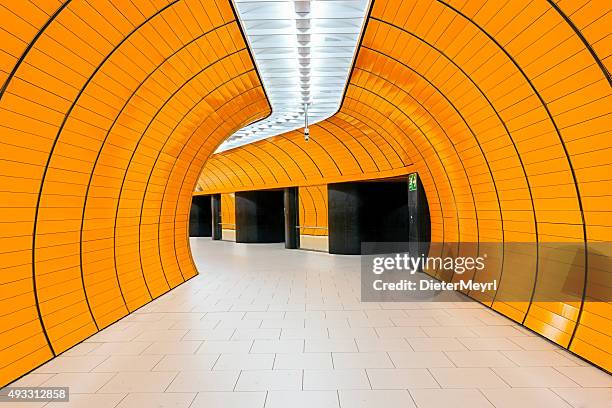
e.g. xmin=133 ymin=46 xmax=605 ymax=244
xmin=210 ymin=352 xmax=223 ymax=370
xmin=550 ymin=365 xmax=585 ymax=387
xmin=163 ymin=371 xmax=180 ymax=393
xmin=441 ymin=350 xmax=458 ymax=368
xmin=549 ymin=386 xmax=581 ymax=408
xmin=94 ymin=371 xmax=118 ymax=394
xmin=406 ymin=388 xmax=419 ymax=408
xmin=88 ymin=354 xmax=111 ymax=373
xmin=387 ymin=350 xmax=397 ymax=368
xmin=476 ymin=387 xmax=497 ymax=407
xmin=232 ymin=370 xmax=242 ymax=391
xmin=363 ymin=368 xmax=374 ymax=390
xmin=192 ymin=340 xmax=206 ymax=355
xmin=248 ymin=339 xmax=255 ymax=353
xmin=425 ymin=367 xmax=442 ymax=389
xmin=488 ymin=366 xmax=515 ymax=388
xmin=112 ymin=393 xmax=129 ymax=408
xmin=186 ymin=391 xmax=198 ymax=408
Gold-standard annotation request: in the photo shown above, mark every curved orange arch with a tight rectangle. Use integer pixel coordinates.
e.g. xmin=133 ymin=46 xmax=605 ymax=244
xmin=0 ymin=0 xmax=269 ymax=385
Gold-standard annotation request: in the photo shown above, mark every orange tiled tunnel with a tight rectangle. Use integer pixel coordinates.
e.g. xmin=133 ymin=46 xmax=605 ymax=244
xmin=0 ymin=0 xmax=610 ymax=387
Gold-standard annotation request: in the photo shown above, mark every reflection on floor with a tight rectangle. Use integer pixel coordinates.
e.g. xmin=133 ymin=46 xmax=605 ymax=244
xmin=14 ymin=239 xmax=612 ymax=408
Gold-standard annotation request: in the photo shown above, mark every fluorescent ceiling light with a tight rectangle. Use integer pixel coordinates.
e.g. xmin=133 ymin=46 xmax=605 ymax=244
xmin=216 ymin=0 xmax=369 ymax=152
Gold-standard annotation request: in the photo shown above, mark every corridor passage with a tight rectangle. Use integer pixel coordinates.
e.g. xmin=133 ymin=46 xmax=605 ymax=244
xmin=13 ymin=239 xmax=611 ymax=408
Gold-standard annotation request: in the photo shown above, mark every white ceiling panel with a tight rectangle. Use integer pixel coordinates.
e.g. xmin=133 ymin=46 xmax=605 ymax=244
xmin=216 ymin=0 xmax=369 ymax=152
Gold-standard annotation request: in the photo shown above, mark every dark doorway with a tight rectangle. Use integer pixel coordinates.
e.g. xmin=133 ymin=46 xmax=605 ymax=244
xmin=189 ymin=195 xmax=212 ymax=237
xmin=235 ymin=190 xmax=285 ymax=243
xmin=328 ymin=179 xmax=417 ymax=254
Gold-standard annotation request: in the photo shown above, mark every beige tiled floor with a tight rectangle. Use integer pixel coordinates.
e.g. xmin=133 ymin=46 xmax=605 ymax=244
xmin=10 ymin=239 xmax=612 ymax=407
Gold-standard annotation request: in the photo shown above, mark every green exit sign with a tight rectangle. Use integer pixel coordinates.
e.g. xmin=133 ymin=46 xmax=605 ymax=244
xmin=408 ymin=173 xmax=417 ymax=191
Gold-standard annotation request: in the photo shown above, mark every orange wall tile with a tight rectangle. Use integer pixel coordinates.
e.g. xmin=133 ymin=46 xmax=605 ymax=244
xmin=221 ymin=193 xmax=236 ymax=231
xmin=299 ymin=185 xmax=328 ymax=237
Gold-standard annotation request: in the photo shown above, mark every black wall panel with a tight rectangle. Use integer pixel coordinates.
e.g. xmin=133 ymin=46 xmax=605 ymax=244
xmin=328 ymin=183 xmax=363 ymax=254
xmin=189 ymin=195 xmax=212 ymax=237
xmin=235 ymin=190 xmax=285 ymax=243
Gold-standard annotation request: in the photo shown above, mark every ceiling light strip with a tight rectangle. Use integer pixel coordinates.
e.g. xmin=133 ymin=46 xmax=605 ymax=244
xmin=216 ymin=0 xmax=370 ymax=152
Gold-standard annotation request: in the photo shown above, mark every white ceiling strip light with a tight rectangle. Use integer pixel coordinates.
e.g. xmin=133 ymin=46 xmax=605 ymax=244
xmin=216 ymin=0 xmax=370 ymax=152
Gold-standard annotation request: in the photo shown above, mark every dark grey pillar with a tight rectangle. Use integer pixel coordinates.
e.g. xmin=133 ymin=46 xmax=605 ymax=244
xmin=189 ymin=195 xmax=212 ymax=237
xmin=407 ymin=172 xmax=431 ymax=258
xmin=284 ymin=187 xmax=299 ymax=249
xmin=211 ymin=194 xmax=221 ymax=240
